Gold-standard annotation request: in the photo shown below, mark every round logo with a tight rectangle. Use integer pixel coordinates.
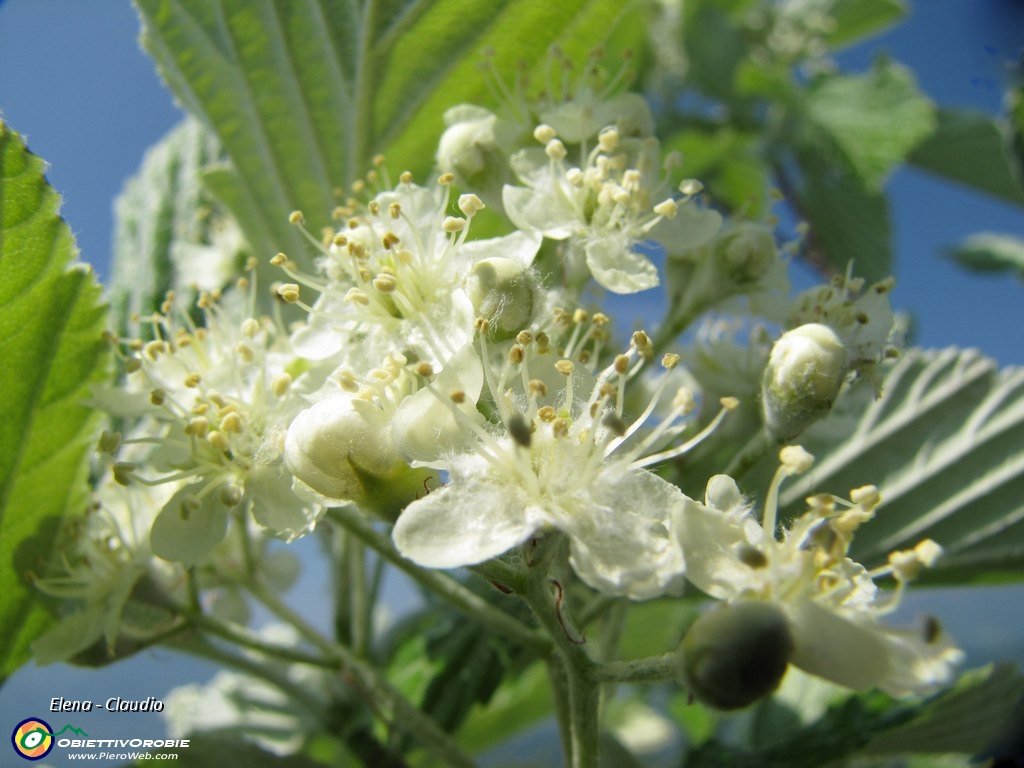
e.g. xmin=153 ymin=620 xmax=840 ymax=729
xmin=11 ymin=718 xmax=54 ymax=761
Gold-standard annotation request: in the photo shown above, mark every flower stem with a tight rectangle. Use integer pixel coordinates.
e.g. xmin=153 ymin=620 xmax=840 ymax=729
xmin=591 ymin=653 xmax=679 ymax=684
xmin=248 ymin=578 xmax=481 ymax=768
xmin=328 ymin=507 xmax=548 ymax=652
xmin=521 ymin=574 xmax=599 ymax=768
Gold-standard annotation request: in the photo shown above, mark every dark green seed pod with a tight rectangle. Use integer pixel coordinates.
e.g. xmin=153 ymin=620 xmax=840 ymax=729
xmin=680 ymin=601 xmax=794 ymax=710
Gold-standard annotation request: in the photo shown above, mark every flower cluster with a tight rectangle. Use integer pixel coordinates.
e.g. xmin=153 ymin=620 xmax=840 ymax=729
xmin=36 ymin=57 xmax=959 ymax=717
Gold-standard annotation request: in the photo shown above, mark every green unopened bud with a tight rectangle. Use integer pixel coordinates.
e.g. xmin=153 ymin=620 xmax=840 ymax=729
xmin=284 ymin=396 xmax=399 ymax=505
xmin=466 ymin=257 xmax=534 ymax=338
xmin=715 ymin=222 xmax=777 ymax=285
xmin=680 ymin=601 xmax=794 ymax=711
xmin=436 ymin=105 xmax=507 ymax=190
xmin=762 ymin=323 xmax=847 ymax=442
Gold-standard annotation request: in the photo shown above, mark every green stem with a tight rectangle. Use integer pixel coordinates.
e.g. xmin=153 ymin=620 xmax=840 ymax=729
xmin=249 ymin=579 xmax=480 ymax=768
xmin=170 ymin=634 xmax=327 ymax=725
xmin=521 ymin=575 xmax=599 ymax=768
xmin=328 ymin=507 xmax=547 ymax=652
xmin=724 ymin=429 xmax=772 ymax=480
xmin=349 ymin=535 xmax=370 ymax=657
xmin=185 ymin=609 xmax=339 ymax=669
xmin=591 ymin=653 xmax=679 ymax=684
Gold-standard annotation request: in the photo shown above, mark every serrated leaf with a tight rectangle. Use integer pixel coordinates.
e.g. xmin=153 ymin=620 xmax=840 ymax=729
xmin=863 ymin=664 xmax=1024 ymax=755
xmin=793 ymin=151 xmax=892 ymax=281
xmin=0 ymin=121 xmax=110 ymax=679
xmin=946 ymin=232 xmax=1024 ymax=276
xmin=110 ymin=117 xmax=243 ymax=333
xmin=780 ymin=348 xmax=1024 ymax=582
xmin=909 ymin=108 xmax=1024 ymax=207
xmin=824 ymin=0 xmax=907 ymax=50
xmin=134 ymin=0 xmax=635 ymax=266
xmin=805 ymin=59 xmax=935 ymax=191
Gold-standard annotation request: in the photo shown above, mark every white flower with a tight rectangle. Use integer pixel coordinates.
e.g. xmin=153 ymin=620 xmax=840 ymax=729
xmin=99 ymin=283 xmax=319 ymax=565
xmin=674 ymin=452 xmax=963 ymax=697
xmin=788 ymin=269 xmax=897 ymax=374
xmin=503 ymin=129 xmax=721 ymax=294
xmin=393 ymin=320 xmax=736 ymax=600
xmin=32 ymin=478 xmax=180 ymax=663
xmin=285 ymin=178 xmax=541 ymax=372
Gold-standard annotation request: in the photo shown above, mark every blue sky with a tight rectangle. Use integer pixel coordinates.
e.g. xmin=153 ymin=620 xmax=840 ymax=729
xmin=1 ymin=1 xmax=1024 ymax=762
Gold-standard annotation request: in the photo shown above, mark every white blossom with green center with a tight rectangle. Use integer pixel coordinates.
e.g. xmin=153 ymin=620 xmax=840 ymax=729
xmin=503 ymin=124 xmax=722 ymax=293
xmin=98 ymin=283 xmax=317 ymax=566
xmin=282 ymin=177 xmax=541 ymax=373
xmin=675 ymin=447 xmax=964 ymax=696
xmin=393 ymin=317 xmax=736 ymax=600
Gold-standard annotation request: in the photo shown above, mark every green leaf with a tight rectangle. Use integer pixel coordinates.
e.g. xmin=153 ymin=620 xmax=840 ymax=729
xmin=908 ymin=108 xmax=1024 ymax=207
xmin=685 ymin=666 xmax=1017 ymax=768
xmin=111 ymin=117 xmax=244 ymax=333
xmin=863 ymin=664 xmax=1024 ymax=756
xmin=779 ymin=349 xmax=1024 ymax=582
xmin=134 ymin=0 xmax=636 ymax=265
xmin=805 ymin=58 xmax=935 ymax=191
xmin=824 ymin=0 xmax=907 ymax=50
xmin=681 ymin=3 xmax=747 ymax=103
xmin=946 ymin=232 xmax=1024 ymax=276
xmin=792 ymin=151 xmax=892 ymax=281
xmin=0 ymin=121 xmax=110 ymax=679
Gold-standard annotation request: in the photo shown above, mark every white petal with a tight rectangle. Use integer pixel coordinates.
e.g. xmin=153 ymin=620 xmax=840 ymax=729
xmin=151 ymin=483 xmax=230 ymax=567
xmin=248 ymin=465 xmax=323 ymax=541
xmin=673 ymin=496 xmax=751 ymax=600
xmin=785 ymin=599 xmax=890 ymax=691
xmin=392 ymin=479 xmax=536 ymax=569
xmin=584 ymin=238 xmax=660 ymax=294
xmin=502 ymin=184 xmax=576 ymax=239
xmin=653 ymin=204 xmax=723 ymax=255
xmin=874 ymin=626 xmax=964 ymax=697
xmin=566 ymin=470 xmax=687 ymax=600
xmin=460 ymin=229 xmax=543 ymax=269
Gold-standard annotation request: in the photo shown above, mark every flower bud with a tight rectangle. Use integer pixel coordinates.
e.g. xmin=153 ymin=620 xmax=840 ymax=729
xmin=714 ymin=222 xmax=777 ymax=285
xmin=436 ymin=105 xmax=508 ymax=196
xmin=284 ymin=396 xmax=398 ymax=504
xmin=680 ymin=601 xmax=794 ymax=710
xmin=466 ymin=257 xmax=534 ymax=338
xmin=761 ymin=323 xmax=847 ymax=442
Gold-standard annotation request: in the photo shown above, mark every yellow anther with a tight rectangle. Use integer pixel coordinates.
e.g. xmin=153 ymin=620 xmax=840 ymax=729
xmin=277 ymin=283 xmax=301 ymax=303
xmin=125 ymin=357 xmax=142 ymax=373
xmin=533 ymin=123 xmax=556 ymax=143
xmin=661 ymin=353 xmax=680 ymax=369
xmin=598 ymin=127 xmax=620 ymax=152
xmin=288 ymin=210 xmax=305 ymax=225
xmin=679 ymin=179 xmax=703 ymax=196
xmin=97 ymin=430 xmax=122 ymax=454
xmin=399 ymin=171 xmax=413 ymax=184
xmin=653 ymin=199 xmax=678 ymax=219
xmin=208 ymin=430 xmax=230 ymax=452
xmin=508 ymin=345 xmax=525 ymax=364
xmin=144 ymin=340 xmax=166 ymax=360
xmin=450 ymin=389 xmax=467 ymax=404
xmin=186 ymin=416 xmax=210 ymax=438
xmin=780 ymin=444 xmax=813 ymax=473
xmin=552 ymin=418 xmax=570 ymax=437
xmin=112 ymin=462 xmax=136 ymax=486
xmin=573 ymin=308 xmax=588 ymax=323
xmin=528 ymin=379 xmax=548 ymax=397
xmin=442 ymin=216 xmax=467 ymax=233
xmin=537 ymin=405 xmax=557 ymax=422
xmin=368 ymin=200 xmax=381 ymax=215
xmin=614 ymin=354 xmax=630 ymax=374
xmin=241 ymin=318 xmax=261 ymax=338
xmin=415 ymin=361 xmax=434 ymax=377
xmin=545 ymin=139 xmax=567 ymax=161
xmin=270 ymin=252 xmax=287 ymax=267
xmin=272 ymin=373 xmax=292 ymax=398
xmin=221 ymin=411 xmax=244 ymax=433
xmin=458 ymin=194 xmax=485 ymax=218
xmin=555 ymin=359 xmax=575 ymax=376
xmin=372 ymin=273 xmax=398 ymax=293
xmin=382 ymin=231 xmax=401 ymax=250
xmin=184 ymin=373 xmax=201 ymax=388
xmin=631 ymin=330 xmax=652 ymax=351
xmin=150 ymin=388 xmax=167 ymax=406
xmin=235 ymin=343 xmax=255 ymax=362
xmin=591 ymin=313 xmax=610 ymax=326
xmin=437 ymin=172 xmax=455 ymax=185
xmin=516 ymin=330 xmax=534 ymax=345
xmin=344 ymin=287 xmax=370 ymax=305
xmin=673 ymin=388 xmax=696 ymax=414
